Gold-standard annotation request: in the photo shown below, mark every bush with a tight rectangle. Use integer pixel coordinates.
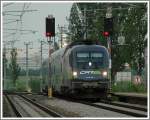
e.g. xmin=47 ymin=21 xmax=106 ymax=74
xmin=16 ymin=79 xmax=27 ymax=92
xmin=29 ymin=76 xmax=41 ymax=92
xmin=4 ymin=76 xmax=41 ymax=93
xmin=112 ymin=81 xmax=146 ymax=93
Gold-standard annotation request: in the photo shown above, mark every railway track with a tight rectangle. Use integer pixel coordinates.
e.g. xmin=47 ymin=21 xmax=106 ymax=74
xmin=5 ymin=94 xmax=23 ymax=117
xmin=110 ymin=92 xmax=147 ymax=105
xmin=4 ymin=94 xmax=63 ymax=117
xmin=19 ymin=95 xmax=63 ymax=117
xmin=4 ymin=92 xmax=147 ymax=117
xmin=79 ymin=100 xmax=147 ymax=117
xmin=55 ymin=95 xmax=147 ymax=117
xmin=100 ymin=100 xmax=147 ymax=112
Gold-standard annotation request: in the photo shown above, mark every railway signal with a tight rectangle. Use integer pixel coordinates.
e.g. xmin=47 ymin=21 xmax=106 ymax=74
xmin=46 ymin=17 xmax=55 ymax=37
xmin=45 ymin=15 xmax=55 ymax=98
xmin=104 ymin=7 xmax=113 ymax=94
xmin=104 ymin=17 xmax=113 ymax=36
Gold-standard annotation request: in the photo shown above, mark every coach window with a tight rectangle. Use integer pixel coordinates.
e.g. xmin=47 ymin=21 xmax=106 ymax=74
xmin=61 ymin=63 xmax=62 ymax=72
xmin=69 ymin=53 xmax=73 ymax=67
xmin=54 ymin=65 xmax=56 ymax=74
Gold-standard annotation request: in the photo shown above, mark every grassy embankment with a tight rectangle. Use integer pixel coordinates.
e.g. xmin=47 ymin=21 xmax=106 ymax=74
xmin=4 ymin=77 xmax=147 ymax=93
xmin=4 ymin=76 xmax=41 ymax=92
xmin=111 ymin=81 xmax=147 ymax=93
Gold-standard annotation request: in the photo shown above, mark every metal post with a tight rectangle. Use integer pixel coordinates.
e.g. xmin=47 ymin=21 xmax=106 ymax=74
xmin=24 ymin=42 xmax=31 ymax=92
xmin=107 ymin=37 xmax=111 ymax=54
xmin=48 ymin=37 xmax=52 ymax=98
xmin=53 ymin=36 xmax=55 ymax=50
xmin=107 ymin=36 xmax=112 ymax=94
xmin=57 ymin=24 xmax=66 ymax=48
xmin=40 ymin=40 xmax=44 ymax=93
xmin=46 ymin=14 xmax=54 ymax=98
xmin=26 ymin=43 xmax=29 ymax=91
xmin=106 ymin=6 xmax=112 ymax=94
xmin=58 ymin=25 xmax=65 ymax=48
xmin=60 ymin=27 xmax=63 ymax=48
xmin=26 ymin=44 xmax=28 ymax=86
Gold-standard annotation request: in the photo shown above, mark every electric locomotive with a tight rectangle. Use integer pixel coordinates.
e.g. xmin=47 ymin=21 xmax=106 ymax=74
xmin=42 ymin=41 xmax=111 ymax=98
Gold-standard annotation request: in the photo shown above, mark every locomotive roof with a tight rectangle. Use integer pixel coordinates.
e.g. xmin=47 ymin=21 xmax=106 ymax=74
xmin=71 ymin=44 xmax=107 ymax=50
xmin=47 ymin=40 xmax=109 ymax=61
xmin=52 ymin=44 xmax=108 ymax=58
xmin=66 ymin=40 xmax=101 ymax=48
xmin=43 ymin=44 xmax=109 ymax=64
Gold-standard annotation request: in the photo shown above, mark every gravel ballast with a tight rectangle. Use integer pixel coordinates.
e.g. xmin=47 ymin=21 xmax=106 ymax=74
xmin=25 ymin=94 xmax=133 ymax=117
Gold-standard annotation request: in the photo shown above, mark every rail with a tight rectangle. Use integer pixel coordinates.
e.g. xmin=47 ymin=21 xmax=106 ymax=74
xmin=5 ymin=95 xmax=23 ymax=117
xmin=19 ymin=95 xmax=63 ymax=117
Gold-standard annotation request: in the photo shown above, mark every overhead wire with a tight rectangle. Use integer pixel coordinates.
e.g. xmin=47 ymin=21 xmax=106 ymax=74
xmin=3 ymin=3 xmax=14 ymax=7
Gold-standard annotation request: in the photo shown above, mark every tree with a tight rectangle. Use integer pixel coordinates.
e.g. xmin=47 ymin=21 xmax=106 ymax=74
xmin=123 ymin=4 xmax=147 ymax=75
xmin=9 ymin=48 xmax=20 ymax=86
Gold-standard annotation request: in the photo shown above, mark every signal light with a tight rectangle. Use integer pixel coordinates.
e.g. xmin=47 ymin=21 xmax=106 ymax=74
xmin=102 ymin=31 xmax=109 ymax=37
xmin=45 ymin=32 xmax=51 ymax=36
xmin=46 ymin=17 xmax=55 ymax=37
xmin=104 ymin=17 xmax=113 ymax=36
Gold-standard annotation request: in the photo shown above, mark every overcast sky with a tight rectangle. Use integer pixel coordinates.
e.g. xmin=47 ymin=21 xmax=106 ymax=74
xmin=2 ymin=2 xmax=73 ymax=58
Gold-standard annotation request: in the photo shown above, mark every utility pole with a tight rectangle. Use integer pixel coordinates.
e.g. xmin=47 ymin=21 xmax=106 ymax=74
xmin=48 ymin=37 xmax=52 ymax=98
xmin=58 ymin=25 xmax=66 ymax=48
xmin=60 ymin=27 xmax=63 ymax=48
xmin=24 ymin=42 xmax=32 ymax=92
xmin=6 ymin=40 xmax=19 ymax=48
xmin=40 ymin=40 xmax=45 ymax=92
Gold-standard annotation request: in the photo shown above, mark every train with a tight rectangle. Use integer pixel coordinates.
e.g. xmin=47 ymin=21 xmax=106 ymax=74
xmin=42 ymin=40 xmax=111 ymax=99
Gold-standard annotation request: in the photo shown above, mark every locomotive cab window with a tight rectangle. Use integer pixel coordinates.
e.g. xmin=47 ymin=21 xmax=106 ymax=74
xmin=75 ymin=52 xmax=104 ymax=69
xmin=91 ymin=52 xmax=104 ymax=68
xmin=77 ymin=53 xmax=89 ymax=59
xmin=91 ymin=53 xmax=103 ymax=58
xmin=76 ymin=52 xmax=89 ymax=69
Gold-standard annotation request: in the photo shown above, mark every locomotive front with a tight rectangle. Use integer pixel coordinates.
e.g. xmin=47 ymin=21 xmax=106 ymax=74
xmin=69 ymin=45 xmax=110 ymax=97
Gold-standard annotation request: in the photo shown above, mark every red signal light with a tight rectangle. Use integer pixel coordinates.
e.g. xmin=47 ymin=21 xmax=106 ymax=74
xmin=46 ymin=32 xmax=52 ymax=37
xmin=102 ymin=31 xmax=109 ymax=37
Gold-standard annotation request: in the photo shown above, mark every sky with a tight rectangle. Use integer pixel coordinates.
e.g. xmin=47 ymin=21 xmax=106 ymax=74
xmin=2 ymin=2 xmax=73 ymax=58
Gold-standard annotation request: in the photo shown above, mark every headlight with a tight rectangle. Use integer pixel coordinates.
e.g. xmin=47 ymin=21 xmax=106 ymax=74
xmin=73 ymin=71 xmax=77 ymax=76
xmin=102 ymin=71 xmax=107 ymax=77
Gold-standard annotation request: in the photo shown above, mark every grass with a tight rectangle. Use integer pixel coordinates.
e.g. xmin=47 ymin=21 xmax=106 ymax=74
xmin=29 ymin=76 xmax=41 ymax=92
xmin=16 ymin=78 xmax=27 ymax=91
xmin=112 ymin=81 xmax=147 ymax=93
xmin=4 ymin=77 xmax=147 ymax=94
xmin=3 ymin=76 xmax=41 ymax=92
